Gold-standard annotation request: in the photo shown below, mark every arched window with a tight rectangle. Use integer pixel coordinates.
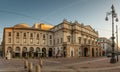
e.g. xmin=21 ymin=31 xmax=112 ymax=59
xmin=22 ymin=47 xmax=27 ymax=52
xmin=36 ymin=47 xmax=40 ymax=52
xmin=16 ymin=47 xmax=20 ymax=52
xmin=30 ymin=47 xmax=34 ymax=52
xmin=7 ymin=47 xmax=12 ymax=52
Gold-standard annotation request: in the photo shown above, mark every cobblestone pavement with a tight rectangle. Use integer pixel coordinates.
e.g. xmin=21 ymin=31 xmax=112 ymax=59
xmin=0 ymin=57 xmax=120 ymax=72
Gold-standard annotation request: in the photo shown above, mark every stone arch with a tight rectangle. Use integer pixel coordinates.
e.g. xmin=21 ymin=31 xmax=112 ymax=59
xmin=7 ymin=47 xmax=12 ymax=51
xmin=30 ymin=47 xmax=34 ymax=52
xmin=6 ymin=47 xmax=13 ymax=58
xmin=36 ymin=47 xmax=41 ymax=58
xmin=42 ymin=48 xmax=46 ymax=57
xmin=84 ymin=48 xmax=88 ymax=57
xmin=63 ymin=47 xmax=67 ymax=57
xmin=23 ymin=47 xmax=27 ymax=52
xmin=29 ymin=47 xmax=34 ymax=58
xmin=36 ymin=47 xmax=40 ymax=52
xmin=22 ymin=47 xmax=28 ymax=58
xmin=16 ymin=47 xmax=20 ymax=51
xmin=7 ymin=47 xmax=12 ymax=52
xmin=15 ymin=47 xmax=20 ymax=58
xmin=48 ymin=48 xmax=53 ymax=57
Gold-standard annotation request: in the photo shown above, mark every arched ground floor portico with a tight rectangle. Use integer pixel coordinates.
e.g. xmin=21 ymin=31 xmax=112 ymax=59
xmin=48 ymin=48 xmax=53 ymax=57
xmin=82 ymin=45 xmax=103 ymax=57
xmin=4 ymin=45 xmax=103 ymax=58
xmin=84 ymin=48 xmax=89 ymax=57
xmin=62 ymin=44 xmax=103 ymax=58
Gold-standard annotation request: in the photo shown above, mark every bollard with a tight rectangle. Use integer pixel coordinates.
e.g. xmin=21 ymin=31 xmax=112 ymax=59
xmin=28 ymin=62 xmax=33 ymax=72
xmin=24 ymin=59 xmax=28 ymax=69
xmin=39 ymin=58 xmax=43 ymax=68
xmin=36 ymin=64 xmax=41 ymax=72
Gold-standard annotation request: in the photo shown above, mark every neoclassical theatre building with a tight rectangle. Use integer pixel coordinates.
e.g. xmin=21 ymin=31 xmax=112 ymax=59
xmin=3 ymin=19 xmax=103 ymax=58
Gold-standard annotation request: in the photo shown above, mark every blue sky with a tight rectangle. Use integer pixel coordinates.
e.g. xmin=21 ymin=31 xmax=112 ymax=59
xmin=0 ymin=0 xmax=120 ymax=45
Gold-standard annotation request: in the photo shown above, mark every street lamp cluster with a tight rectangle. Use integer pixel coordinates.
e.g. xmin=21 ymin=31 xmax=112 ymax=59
xmin=105 ymin=5 xmax=119 ymax=63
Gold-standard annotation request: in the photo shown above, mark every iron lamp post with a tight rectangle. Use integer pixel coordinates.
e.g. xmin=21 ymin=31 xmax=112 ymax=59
xmin=105 ymin=5 xmax=118 ymax=63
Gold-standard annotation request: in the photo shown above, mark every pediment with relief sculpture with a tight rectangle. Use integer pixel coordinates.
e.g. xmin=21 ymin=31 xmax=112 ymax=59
xmin=84 ymin=25 xmax=95 ymax=32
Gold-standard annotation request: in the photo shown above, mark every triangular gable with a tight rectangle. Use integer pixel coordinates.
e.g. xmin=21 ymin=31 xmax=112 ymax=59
xmin=85 ymin=25 xmax=95 ymax=32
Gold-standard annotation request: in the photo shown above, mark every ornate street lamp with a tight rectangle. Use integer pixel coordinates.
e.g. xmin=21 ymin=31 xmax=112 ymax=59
xmin=105 ymin=5 xmax=118 ymax=63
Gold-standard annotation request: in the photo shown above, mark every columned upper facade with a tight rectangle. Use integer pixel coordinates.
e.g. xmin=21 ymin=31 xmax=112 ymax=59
xmin=3 ymin=20 xmax=103 ymax=58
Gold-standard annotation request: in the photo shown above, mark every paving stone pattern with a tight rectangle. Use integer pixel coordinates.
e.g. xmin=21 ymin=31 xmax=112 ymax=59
xmin=0 ymin=57 xmax=120 ymax=72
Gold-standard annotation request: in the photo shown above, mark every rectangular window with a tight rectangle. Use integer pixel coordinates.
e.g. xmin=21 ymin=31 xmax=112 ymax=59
xmin=50 ymin=35 xmax=52 ymax=39
xmin=54 ymin=39 xmax=55 ymax=45
xmin=30 ymin=33 xmax=33 ymax=38
xmin=8 ymin=38 xmax=11 ymax=43
xmin=24 ymin=33 xmax=26 ymax=38
xmin=16 ymin=38 xmax=19 ymax=43
xmin=43 ymin=34 xmax=45 ymax=39
xmin=30 ymin=38 xmax=33 ymax=44
xmin=37 ymin=39 xmax=39 ymax=44
xmin=78 ymin=37 xmax=81 ymax=44
xmin=23 ymin=39 xmax=26 ymax=43
xmin=50 ymin=40 xmax=52 ymax=45
xmin=84 ymin=39 xmax=86 ymax=44
xmin=8 ymin=32 xmax=11 ymax=36
xmin=37 ymin=34 xmax=39 ymax=38
xmin=67 ymin=36 xmax=70 ymax=42
xmin=88 ymin=40 xmax=90 ymax=44
xmin=43 ymin=39 xmax=45 ymax=44
xmin=16 ymin=32 xmax=19 ymax=37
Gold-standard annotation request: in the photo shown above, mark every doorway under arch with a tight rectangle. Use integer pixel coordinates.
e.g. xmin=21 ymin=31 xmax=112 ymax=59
xmin=48 ymin=48 xmax=53 ymax=57
xmin=42 ymin=48 xmax=46 ymax=57
xmin=84 ymin=48 xmax=88 ymax=57
xmin=71 ymin=50 xmax=74 ymax=57
xmin=7 ymin=47 xmax=13 ymax=58
xmin=29 ymin=47 xmax=34 ymax=58
xmin=63 ymin=47 xmax=67 ymax=57
xmin=92 ymin=48 xmax=94 ymax=57
xmin=15 ymin=47 xmax=20 ymax=58
xmin=36 ymin=47 xmax=40 ymax=58
xmin=22 ymin=47 xmax=27 ymax=58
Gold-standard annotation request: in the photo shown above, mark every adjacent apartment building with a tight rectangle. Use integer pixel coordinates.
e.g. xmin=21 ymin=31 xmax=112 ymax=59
xmin=98 ymin=37 xmax=112 ymax=56
xmin=99 ymin=37 xmax=120 ymax=56
xmin=3 ymin=19 xmax=103 ymax=58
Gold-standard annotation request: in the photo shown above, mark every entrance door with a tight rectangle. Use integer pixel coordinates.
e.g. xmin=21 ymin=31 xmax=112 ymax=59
xmin=71 ymin=51 xmax=74 ymax=57
xmin=48 ymin=48 xmax=53 ymax=57
xmin=63 ymin=47 xmax=66 ymax=57
xmin=92 ymin=48 xmax=94 ymax=57
xmin=84 ymin=48 xmax=88 ymax=57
